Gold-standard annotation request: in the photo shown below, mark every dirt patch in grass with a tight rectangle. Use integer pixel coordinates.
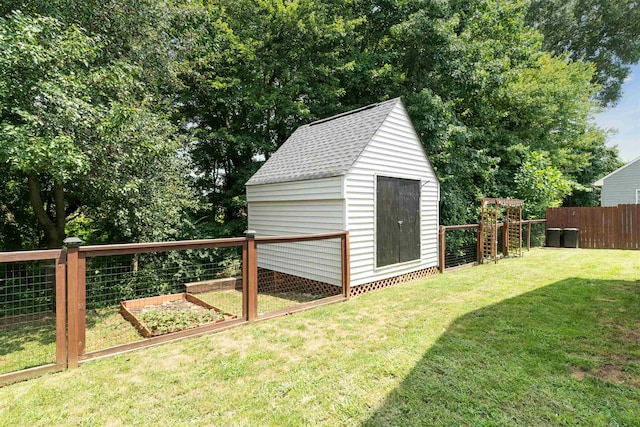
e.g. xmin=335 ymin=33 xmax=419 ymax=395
xmin=571 ymin=363 xmax=639 ymax=388
xmin=570 ymin=369 xmax=586 ymax=380
xmin=592 ymin=364 xmax=639 ymax=387
xmin=618 ymin=325 xmax=639 ymax=344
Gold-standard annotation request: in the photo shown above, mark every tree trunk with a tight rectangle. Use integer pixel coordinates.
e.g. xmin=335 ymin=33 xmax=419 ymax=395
xmin=27 ymin=174 xmax=66 ymax=249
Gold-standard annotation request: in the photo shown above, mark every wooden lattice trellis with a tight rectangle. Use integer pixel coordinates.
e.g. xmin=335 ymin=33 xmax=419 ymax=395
xmin=479 ymin=198 xmax=523 ymax=264
xmin=480 ymin=202 xmax=499 ymax=264
xmin=506 ymin=205 xmax=523 ymax=258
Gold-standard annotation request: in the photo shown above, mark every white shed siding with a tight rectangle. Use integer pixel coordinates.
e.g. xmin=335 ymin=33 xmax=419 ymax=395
xmin=246 ymin=176 xmax=343 ymax=202
xmin=247 ymin=199 xmax=344 ymax=286
xmin=601 ymin=160 xmax=640 ymax=206
xmin=345 ymin=102 xmax=439 ymax=286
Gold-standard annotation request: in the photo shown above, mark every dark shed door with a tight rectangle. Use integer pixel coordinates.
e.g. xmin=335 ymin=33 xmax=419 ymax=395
xmin=376 ymin=176 xmax=421 ymax=267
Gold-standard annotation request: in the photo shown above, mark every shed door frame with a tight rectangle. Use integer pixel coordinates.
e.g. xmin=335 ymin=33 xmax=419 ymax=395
xmin=374 ymin=174 xmax=422 ymax=270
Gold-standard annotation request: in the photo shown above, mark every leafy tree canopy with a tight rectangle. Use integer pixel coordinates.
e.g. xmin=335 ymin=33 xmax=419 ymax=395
xmin=526 ymin=0 xmax=640 ymax=105
xmin=0 ymin=0 xmax=628 ymax=249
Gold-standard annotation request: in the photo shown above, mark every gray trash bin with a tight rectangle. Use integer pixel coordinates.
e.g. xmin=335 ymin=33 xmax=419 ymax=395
xmin=546 ymin=228 xmax=562 ymax=247
xmin=563 ymin=228 xmax=579 ymax=248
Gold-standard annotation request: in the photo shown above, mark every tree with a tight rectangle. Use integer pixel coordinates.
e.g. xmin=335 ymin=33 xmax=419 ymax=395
xmin=526 ymin=0 xmax=640 ymax=105
xmin=174 ymin=0 xmax=359 ymax=236
xmin=0 ymin=164 xmax=40 ymax=250
xmin=0 ymin=11 xmax=191 ymax=249
xmin=0 ymin=12 xmax=98 ymax=248
xmin=514 ymin=152 xmax=573 ymax=218
xmin=394 ymin=1 xmax=616 ymax=222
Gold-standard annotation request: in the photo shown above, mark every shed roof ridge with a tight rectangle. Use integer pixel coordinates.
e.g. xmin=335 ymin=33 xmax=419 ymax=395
xmin=245 ymin=97 xmax=403 ymax=186
xmin=305 ymin=97 xmax=401 ymax=127
xmin=340 ymin=98 xmax=402 ymax=174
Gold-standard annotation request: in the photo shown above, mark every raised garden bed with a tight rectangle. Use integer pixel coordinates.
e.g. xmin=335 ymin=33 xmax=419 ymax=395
xmin=120 ymin=293 xmax=236 ymax=337
xmin=185 ymin=277 xmax=242 ymax=293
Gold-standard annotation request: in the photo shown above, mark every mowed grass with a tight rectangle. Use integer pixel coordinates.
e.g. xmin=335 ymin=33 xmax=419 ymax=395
xmin=0 ymin=249 xmax=638 ymax=426
xmin=1 ymin=289 xmax=324 ymax=372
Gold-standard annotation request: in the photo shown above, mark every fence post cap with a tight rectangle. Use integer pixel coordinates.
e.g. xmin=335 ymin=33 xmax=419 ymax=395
xmin=244 ymin=230 xmax=256 ymax=238
xmin=63 ymin=237 xmax=83 ymax=247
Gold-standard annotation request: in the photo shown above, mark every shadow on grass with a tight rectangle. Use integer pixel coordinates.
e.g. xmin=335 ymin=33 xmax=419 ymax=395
xmin=0 ymin=317 xmax=56 ymax=357
xmin=0 ymin=319 xmax=56 ymax=374
xmin=365 ymin=278 xmax=640 ymax=426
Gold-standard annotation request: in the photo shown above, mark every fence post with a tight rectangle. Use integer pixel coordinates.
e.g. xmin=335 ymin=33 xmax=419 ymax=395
xmin=341 ymin=232 xmax=351 ymax=298
xmin=64 ymin=237 xmax=83 ymax=369
xmin=55 ymin=250 xmax=67 ymax=366
xmin=477 ymin=224 xmax=483 ymax=264
xmin=244 ymin=231 xmax=258 ymax=321
xmin=439 ymin=226 xmax=446 ymax=273
xmin=526 ymin=221 xmax=531 ymax=251
xmin=242 ymin=239 xmax=248 ymax=321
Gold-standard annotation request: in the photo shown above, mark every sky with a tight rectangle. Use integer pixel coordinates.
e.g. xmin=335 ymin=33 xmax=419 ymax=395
xmin=594 ymin=63 xmax=640 ymax=163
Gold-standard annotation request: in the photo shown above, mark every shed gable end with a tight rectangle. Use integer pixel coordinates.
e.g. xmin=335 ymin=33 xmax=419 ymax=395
xmin=345 ymin=101 xmax=439 ymax=285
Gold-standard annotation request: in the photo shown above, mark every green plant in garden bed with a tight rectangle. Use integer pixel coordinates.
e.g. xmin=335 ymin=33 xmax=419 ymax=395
xmin=137 ymin=309 xmax=225 ymax=335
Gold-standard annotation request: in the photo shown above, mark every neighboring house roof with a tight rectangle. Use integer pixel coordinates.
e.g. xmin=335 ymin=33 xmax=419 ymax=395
xmin=593 ymin=155 xmax=640 ymax=186
xmin=246 ymin=98 xmax=402 ymax=186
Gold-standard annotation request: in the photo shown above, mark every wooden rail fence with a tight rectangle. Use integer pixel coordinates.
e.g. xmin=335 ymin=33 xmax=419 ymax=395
xmin=546 ymin=205 xmax=640 ymax=249
xmin=438 ymin=219 xmax=546 ymax=272
xmin=0 ymin=231 xmax=350 ymax=386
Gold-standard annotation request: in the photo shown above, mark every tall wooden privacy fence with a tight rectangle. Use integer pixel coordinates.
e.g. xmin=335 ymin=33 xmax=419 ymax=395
xmin=546 ymin=205 xmax=640 ymax=249
xmin=439 ymin=220 xmax=546 ymax=272
xmin=0 ymin=232 xmax=349 ymax=386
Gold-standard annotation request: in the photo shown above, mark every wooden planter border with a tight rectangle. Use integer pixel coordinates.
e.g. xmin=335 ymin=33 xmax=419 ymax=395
xmin=120 ymin=293 xmax=236 ymax=338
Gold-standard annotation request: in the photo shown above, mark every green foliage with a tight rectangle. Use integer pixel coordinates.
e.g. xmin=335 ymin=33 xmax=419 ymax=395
xmin=0 ymin=12 xmax=96 ymax=181
xmin=395 ymin=4 xmax=616 ymax=223
xmin=173 ymin=0 xmax=359 ymax=236
xmin=526 ymin=0 xmax=640 ymax=105
xmin=0 ymin=166 xmax=40 ymax=250
xmin=514 ymin=152 xmax=574 ymax=218
xmin=0 ymin=6 xmax=193 ymax=249
xmin=0 ymin=0 xmax=627 ymax=248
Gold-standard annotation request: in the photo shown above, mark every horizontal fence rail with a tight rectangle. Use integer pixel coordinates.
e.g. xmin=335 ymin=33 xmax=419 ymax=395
xmin=547 ymin=205 xmax=640 ymax=249
xmin=439 ymin=220 xmax=546 ymax=272
xmin=0 ymin=232 xmax=349 ymax=385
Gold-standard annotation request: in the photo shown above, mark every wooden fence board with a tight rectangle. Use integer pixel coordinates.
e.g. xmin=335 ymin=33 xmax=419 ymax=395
xmin=546 ymin=205 xmax=639 ymax=250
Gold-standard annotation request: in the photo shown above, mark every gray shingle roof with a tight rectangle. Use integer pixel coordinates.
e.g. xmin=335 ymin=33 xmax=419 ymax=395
xmin=246 ymin=98 xmax=401 ymax=186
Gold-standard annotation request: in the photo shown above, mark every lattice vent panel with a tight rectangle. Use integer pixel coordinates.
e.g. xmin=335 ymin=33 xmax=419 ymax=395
xmin=349 ymin=267 xmax=439 ymax=297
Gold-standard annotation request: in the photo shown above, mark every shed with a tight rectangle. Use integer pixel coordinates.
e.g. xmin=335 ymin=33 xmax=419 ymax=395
xmin=593 ymin=155 xmax=640 ymax=206
xmin=245 ymin=98 xmax=440 ymax=295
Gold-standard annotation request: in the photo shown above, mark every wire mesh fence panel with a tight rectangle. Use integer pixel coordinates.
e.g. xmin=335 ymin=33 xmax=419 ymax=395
xmin=497 ymin=225 xmax=505 ymax=258
xmin=256 ymin=238 xmax=343 ymax=316
xmin=529 ymin=222 xmax=546 ymax=247
xmin=0 ymin=260 xmax=57 ymax=374
xmin=84 ymin=246 xmax=243 ymax=353
xmin=444 ymin=228 xmax=478 ymax=269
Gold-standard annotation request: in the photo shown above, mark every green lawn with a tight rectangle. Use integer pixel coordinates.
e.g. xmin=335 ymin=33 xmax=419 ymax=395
xmin=1 ymin=288 xmax=333 ymax=373
xmin=0 ymin=249 xmax=638 ymax=426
